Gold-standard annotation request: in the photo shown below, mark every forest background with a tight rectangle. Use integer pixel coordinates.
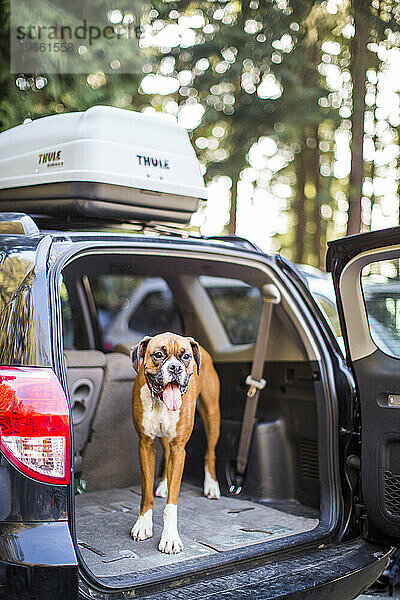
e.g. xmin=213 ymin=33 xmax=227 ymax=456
xmin=0 ymin=0 xmax=399 ymax=267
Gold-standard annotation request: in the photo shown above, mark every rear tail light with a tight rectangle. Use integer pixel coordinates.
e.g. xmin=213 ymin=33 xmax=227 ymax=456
xmin=0 ymin=367 xmax=71 ymax=485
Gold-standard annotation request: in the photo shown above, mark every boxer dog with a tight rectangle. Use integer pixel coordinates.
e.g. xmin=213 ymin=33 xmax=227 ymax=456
xmin=130 ymin=332 xmax=221 ymax=554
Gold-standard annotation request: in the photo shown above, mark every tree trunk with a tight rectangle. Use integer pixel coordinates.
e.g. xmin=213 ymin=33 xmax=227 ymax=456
xmin=295 ymin=149 xmax=307 ymax=263
xmin=228 ymin=173 xmax=239 ymax=235
xmin=312 ymin=128 xmax=322 ymax=267
xmin=366 ymin=78 xmax=378 ymax=232
xmin=347 ymin=0 xmax=369 ymax=235
xmin=227 ymin=0 xmax=245 ymax=236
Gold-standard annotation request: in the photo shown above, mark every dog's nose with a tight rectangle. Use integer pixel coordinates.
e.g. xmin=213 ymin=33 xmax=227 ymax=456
xmin=168 ymin=363 xmax=183 ymax=375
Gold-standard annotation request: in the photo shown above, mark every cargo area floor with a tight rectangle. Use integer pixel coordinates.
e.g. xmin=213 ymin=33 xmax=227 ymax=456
xmin=75 ymin=483 xmax=319 ymax=578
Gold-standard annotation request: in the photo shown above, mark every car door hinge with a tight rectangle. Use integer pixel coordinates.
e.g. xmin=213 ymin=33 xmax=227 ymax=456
xmin=354 ymin=502 xmax=365 ymax=517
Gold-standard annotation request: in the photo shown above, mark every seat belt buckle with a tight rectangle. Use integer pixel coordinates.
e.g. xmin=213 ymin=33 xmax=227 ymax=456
xmin=245 ymin=375 xmax=266 ymax=397
xmin=226 ymin=460 xmax=244 ymax=495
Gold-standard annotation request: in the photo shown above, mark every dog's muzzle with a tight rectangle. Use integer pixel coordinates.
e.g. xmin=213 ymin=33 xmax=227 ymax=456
xmin=145 ymin=358 xmax=191 ymax=411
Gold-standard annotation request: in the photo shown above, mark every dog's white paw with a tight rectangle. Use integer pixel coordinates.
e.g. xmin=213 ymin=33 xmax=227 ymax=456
xmin=155 ymin=478 xmax=168 ymax=498
xmin=204 ymin=466 xmax=221 ymax=499
xmin=130 ymin=509 xmax=153 ymax=541
xmin=158 ymin=504 xmax=183 ymax=554
xmin=158 ymin=531 xmax=183 ymax=554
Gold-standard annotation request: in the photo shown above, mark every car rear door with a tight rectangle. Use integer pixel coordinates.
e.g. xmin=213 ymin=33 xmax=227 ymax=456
xmin=327 ymin=226 xmax=400 ymax=543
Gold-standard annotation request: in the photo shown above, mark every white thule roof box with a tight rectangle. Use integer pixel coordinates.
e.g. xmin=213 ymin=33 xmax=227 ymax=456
xmin=0 ymin=106 xmax=206 ymax=225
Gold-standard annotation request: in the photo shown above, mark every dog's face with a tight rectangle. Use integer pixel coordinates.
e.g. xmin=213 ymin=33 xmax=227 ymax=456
xmin=131 ymin=332 xmax=201 ymax=411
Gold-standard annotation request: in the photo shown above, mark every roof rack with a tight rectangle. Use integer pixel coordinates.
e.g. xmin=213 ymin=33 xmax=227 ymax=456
xmin=32 ymin=214 xmax=201 ymax=237
xmin=206 ymin=235 xmax=262 ymax=253
xmin=34 ymin=216 xmax=261 ymax=249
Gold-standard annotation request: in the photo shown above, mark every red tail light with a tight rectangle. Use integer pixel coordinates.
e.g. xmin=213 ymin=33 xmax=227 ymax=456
xmin=0 ymin=367 xmax=71 ymax=485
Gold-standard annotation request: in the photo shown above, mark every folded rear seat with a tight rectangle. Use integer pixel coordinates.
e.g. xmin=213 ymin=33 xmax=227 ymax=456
xmin=81 ymin=351 xmax=144 ymax=492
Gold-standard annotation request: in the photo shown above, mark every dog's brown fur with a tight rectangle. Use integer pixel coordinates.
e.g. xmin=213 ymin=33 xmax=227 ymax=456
xmin=131 ymin=333 xmax=220 ymax=553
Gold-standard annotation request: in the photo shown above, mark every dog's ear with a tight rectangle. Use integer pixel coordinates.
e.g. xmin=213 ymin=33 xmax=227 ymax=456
xmin=131 ymin=336 xmax=151 ymax=372
xmin=187 ymin=337 xmax=202 ymax=375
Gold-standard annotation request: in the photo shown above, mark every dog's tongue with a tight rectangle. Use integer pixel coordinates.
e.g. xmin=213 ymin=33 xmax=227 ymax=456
xmin=162 ymin=383 xmax=182 ymax=411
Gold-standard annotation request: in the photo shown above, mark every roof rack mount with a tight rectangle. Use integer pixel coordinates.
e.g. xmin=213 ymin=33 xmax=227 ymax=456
xmin=0 ymin=213 xmax=39 ymax=235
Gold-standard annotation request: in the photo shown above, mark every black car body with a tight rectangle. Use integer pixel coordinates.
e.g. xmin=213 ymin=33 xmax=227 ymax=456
xmin=0 ymin=211 xmax=398 ymax=600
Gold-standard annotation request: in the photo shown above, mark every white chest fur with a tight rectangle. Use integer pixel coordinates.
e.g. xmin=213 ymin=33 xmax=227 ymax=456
xmin=140 ymin=385 xmax=180 ymax=441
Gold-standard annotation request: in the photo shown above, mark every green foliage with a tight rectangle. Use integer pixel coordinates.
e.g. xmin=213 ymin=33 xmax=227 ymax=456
xmin=0 ymin=0 xmax=146 ymax=129
xmin=0 ymin=0 xmax=399 ymax=265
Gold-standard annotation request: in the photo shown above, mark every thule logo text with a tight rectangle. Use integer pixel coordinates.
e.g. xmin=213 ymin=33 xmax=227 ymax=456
xmin=38 ymin=150 xmax=63 ymax=168
xmin=136 ymin=154 xmax=170 ymax=169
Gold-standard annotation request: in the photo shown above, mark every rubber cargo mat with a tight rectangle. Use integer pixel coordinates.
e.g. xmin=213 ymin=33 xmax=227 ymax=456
xmin=75 ymin=483 xmax=319 ymax=578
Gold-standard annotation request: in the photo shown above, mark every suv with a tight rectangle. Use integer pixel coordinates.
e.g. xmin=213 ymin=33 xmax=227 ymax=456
xmin=0 ymin=107 xmax=399 ymax=600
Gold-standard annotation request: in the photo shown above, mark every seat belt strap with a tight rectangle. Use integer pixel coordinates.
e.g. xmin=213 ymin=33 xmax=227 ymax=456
xmin=234 ymin=283 xmax=281 ymax=490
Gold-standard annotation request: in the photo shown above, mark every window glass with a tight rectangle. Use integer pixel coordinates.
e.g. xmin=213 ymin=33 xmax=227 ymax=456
xmin=90 ymin=275 xmax=183 ymax=350
xmin=60 ymin=279 xmax=74 ymax=349
xmin=90 ymin=275 xmax=144 ymax=332
xmin=313 ymin=293 xmax=342 ymax=339
xmin=361 ymin=258 xmax=400 ymax=359
xmin=200 ymin=276 xmax=262 ymax=345
xmin=129 ymin=289 xmax=183 ymax=335
xmin=299 ymin=266 xmax=342 ymax=340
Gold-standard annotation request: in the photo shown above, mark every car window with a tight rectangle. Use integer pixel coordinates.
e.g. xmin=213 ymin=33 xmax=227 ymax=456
xmin=298 ymin=265 xmax=343 ymax=347
xmin=90 ymin=274 xmax=143 ymax=332
xmin=361 ymin=258 xmax=400 ymax=359
xmin=200 ymin=276 xmax=262 ymax=345
xmin=129 ymin=289 xmax=183 ymax=335
xmin=60 ymin=279 xmax=74 ymax=350
xmin=313 ymin=293 xmax=342 ymax=339
xmin=89 ymin=275 xmax=183 ymax=350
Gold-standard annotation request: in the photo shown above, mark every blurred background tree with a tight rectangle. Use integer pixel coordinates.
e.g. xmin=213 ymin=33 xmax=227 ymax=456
xmin=0 ymin=0 xmax=399 ymax=267
xmin=347 ymin=0 xmax=400 ymax=236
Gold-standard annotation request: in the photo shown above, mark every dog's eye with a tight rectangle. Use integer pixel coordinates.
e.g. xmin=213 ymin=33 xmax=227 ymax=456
xmin=182 ymin=352 xmax=191 ymax=361
xmin=153 ymin=351 xmax=164 ymax=360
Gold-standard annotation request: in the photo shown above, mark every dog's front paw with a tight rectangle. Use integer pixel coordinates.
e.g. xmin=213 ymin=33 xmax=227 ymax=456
xmin=204 ymin=466 xmax=221 ymax=499
xmin=158 ymin=504 xmax=183 ymax=554
xmin=130 ymin=510 xmax=153 ymax=541
xmin=155 ymin=478 xmax=168 ymax=498
xmin=158 ymin=531 xmax=183 ymax=554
